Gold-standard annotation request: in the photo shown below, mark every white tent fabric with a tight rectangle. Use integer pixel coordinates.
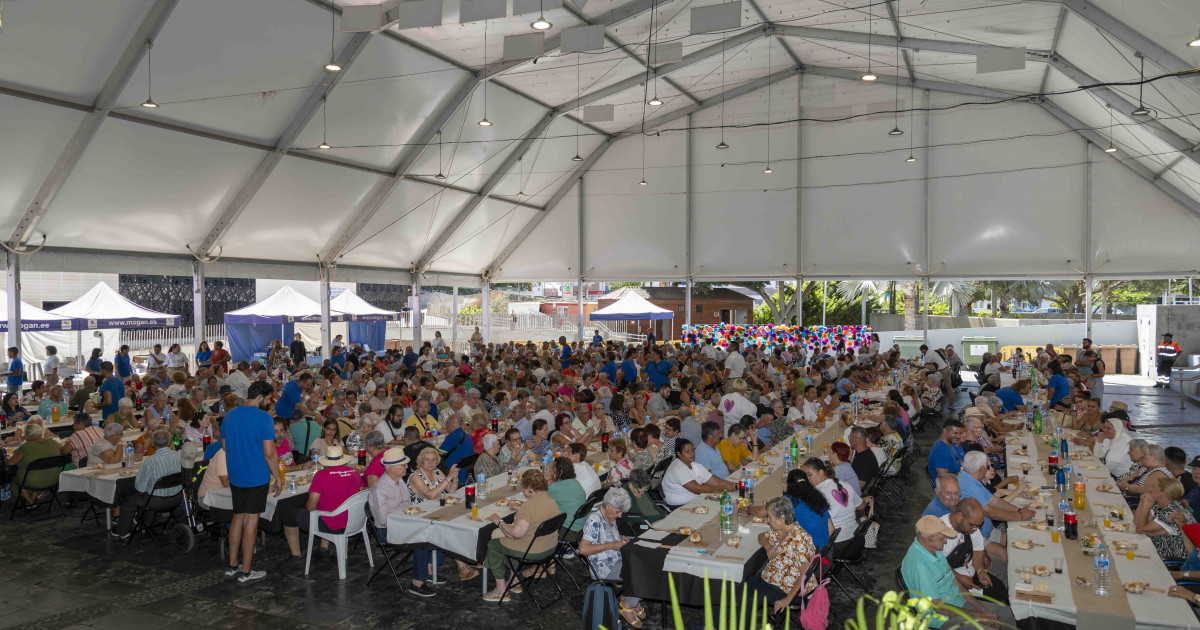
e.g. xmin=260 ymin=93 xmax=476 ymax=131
xmin=1 ymin=0 xmax=1199 ymax=285
xmin=49 ymin=282 xmax=180 ymax=329
xmin=224 ymin=286 xmax=346 ymax=324
xmin=0 ymin=290 xmax=74 ymax=333
xmin=328 ymin=290 xmax=402 ymax=321
xmin=590 ymin=292 xmax=674 ymax=321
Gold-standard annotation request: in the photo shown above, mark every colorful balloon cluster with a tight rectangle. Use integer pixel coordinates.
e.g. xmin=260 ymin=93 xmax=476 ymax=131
xmin=680 ymin=323 xmax=873 ymax=352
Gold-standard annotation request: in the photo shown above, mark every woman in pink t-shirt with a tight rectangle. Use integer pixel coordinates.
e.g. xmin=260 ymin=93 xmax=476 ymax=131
xmin=281 ymin=445 xmax=365 ymax=560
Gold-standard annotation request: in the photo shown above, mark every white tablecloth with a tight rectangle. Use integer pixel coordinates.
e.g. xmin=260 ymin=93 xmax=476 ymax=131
xmin=60 ymin=463 xmax=139 ymax=505
xmin=204 ymin=471 xmax=312 ymax=520
xmin=385 ymin=472 xmax=523 ymax=561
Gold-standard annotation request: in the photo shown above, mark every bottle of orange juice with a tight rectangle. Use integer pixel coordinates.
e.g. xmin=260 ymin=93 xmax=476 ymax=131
xmin=1072 ymin=473 xmax=1087 ymax=511
xmin=278 ymin=460 xmax=286 ymax=480
xmin=52 ymin=405 xmax=60 ymax=422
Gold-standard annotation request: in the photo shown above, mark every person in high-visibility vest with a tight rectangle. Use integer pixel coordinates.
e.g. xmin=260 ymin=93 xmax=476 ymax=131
xmin=1155 ymin=332 xmax=1182 ymax=388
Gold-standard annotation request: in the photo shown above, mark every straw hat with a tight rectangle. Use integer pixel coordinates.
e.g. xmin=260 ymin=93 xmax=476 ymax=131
xmin=318 ymin=444 xmax=354 ymax=467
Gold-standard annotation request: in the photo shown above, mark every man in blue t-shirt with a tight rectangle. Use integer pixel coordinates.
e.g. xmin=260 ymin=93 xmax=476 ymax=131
xmin=958 ymin=451 xmax=1035 ymax=541
xmin=222 ymin=381 xmax=282 ymax=583
xmin=922 ymin=474 xmax=961 ymax=518
xmin=274 ymin=372 xmax=314 ymax=419
xmin=2 ymin=347 xmax=23 ymax=394
xmin=600 ymin=352 xmax=619 ymax=385
xmin=114 ymin=345 xmax=133 ymax=379
xmin=592 ymin=330 xmax=603 ymax=347
xmin=98 ymin=362 xmax=124 ymax=420
xmin=618 ymin=350 xmax=638 ymax=388
xmin=927 ymin=420 xmax=965 ymax=486
xmin=643 ymin=347 xmax=673 ymax=390
xmin=438 ymin=415 xmax=476 ymax=483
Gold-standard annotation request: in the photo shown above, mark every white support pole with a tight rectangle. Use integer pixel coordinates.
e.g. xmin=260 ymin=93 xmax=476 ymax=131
xmin=481 ymin=281 xmax=491 ymax=345
xmin=411 ymin=274 xmax=422 ymax=350
xmin=922 ymin=278 xmax=930 ymax=342
xmin=684 ymin=113 xmax=694 ymax=334
xmin=685 ymin=281 xmax=692 ymax=330
xmin=578 ymin=171 xmax=586 ymax=344
xmin=451 ymin=286 xmax=459 ymax=352
xmin=795 ymin=73 xmax=804 ymax=331
xmin=191 ymin=261 xmax=206 ymax=354
xmin=797 ymin=280 xmax=803 ymax=328
xmin=6 ymin=251 xmax=21 ymax=353
xmin=1085 ymin=279 xmax=1093 ymax=337
xmin=319 ymin=265 xmax=332 ymax=360
xmin=922 ymin=89 xmax=931 ymax=343
xmin=1084 ymin=140 xmax=1093 ymax=338
xmin=821 ymin=281 xmax=827 ymax=326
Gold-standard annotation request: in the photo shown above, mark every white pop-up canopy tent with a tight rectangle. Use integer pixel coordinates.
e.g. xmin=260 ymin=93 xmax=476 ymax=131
xmin=590 ymin=290 xmax=675 ymax=340
xmin=327 ymin=289 xmax=402 ymax=351
xmin=0 ymin=290 xmax=115 ymax=374
xmin=224 ymin=286 xmax=347 ymax=362
xmin=49 ymin=282 xmax=180 ymax=374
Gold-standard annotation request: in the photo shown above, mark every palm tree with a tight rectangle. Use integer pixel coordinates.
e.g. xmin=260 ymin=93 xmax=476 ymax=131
xmin=927 ymin=280 xmax=975 ymax=316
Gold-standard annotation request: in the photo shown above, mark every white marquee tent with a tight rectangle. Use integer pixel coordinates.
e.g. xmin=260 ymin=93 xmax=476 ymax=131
xmin=2 ymin=0 xmax=1199 ymax=349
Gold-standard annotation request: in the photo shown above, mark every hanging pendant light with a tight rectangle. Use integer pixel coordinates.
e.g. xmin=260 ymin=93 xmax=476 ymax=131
xmin=716 ymin=30 xmax=729 ymax=149
xmin=639 ymin=133 xmax=648 ymax=186
xmin=1188 ymin=29 xmax=1200 ymax=47
xmin=318 ymin=95 xmax=331 ymax=149
xmin=435 ymin=130 xmax=447 ymax=178
xmin=648 ymin=96 xmax=663 ymax=106
xmin=763 ymin=38 xmax=772 ymax=175
xmin=905 ymin=81 xmax=917 ymax=163
xmin=647 ymin=0 xmax=662 ymax=106
xmin=889 ymin=30 xmax=903 ymax=136
xmin=861 ymin=1 xmax=876 ymax=81
xmin=1103 ymin=104 xmax=1118 ymax=153
xmin=141 ymin=41 xmax=158 ymax=108
xmin=1130 ymin=55 xmax=1152 ymax=117
xmin=531 ymin=0 xmax=551 ymax=31
xmin=324 ymin=9 xmax=342 ymax=71
xmin=572 ymin=52 xmax=583 ymax=161
xmin=479 ymin=22 xmax=492 ymax=126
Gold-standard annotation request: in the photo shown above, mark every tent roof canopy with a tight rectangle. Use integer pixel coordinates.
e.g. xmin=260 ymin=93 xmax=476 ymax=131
xmin=224 ymin=286 xmax=345 ymax=325
xmin=0 ymin=290 xmax=74 ymax=333
xmin=49 ymin=282 xmax=180 ymax=329
xmin=589 ymin=291 xmax=675 ymax=321
xmin=329 ymin=289 xmax=402 ymax=322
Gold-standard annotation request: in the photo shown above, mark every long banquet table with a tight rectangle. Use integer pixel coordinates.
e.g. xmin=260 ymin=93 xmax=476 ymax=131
xmin=1003 ymin=416 xmax=1200 ymax=630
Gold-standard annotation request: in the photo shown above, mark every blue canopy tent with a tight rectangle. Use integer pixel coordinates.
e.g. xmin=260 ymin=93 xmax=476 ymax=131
xmin=329 ymin=290 xmax=402 ymax=352
xmin=223 ymin=286 xmax=346 ymax=363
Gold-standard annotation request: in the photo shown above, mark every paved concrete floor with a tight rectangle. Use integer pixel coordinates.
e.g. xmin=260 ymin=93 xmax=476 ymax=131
xmin=1 ymin=378 xmax=1195 ymax=630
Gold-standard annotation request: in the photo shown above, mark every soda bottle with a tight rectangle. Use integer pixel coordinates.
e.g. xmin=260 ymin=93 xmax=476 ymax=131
xmin=475 ymin=462 xmax=488 ymax=501
xmin=1048 ymin=447 xmax=1059 ymax=476
xmin=464 ymin=484 xmax=476 ymax=510
xmin=491 ymin=409 xmax=499 ymax=433
xmin=738 ymin=478 xmax=747 ymax=500
xmin=1033 ymin=407 xmax=1043 ymax=435
xmin=1064 ymin=500 xmax=1078 ymax=540
xmin=789 ymin=435 xmax=799 ymax=468
xmin=719 ymin=490 xmax=733 ymax=535
xmin=357 ymin=449 xmax=367 ymax=467
xmin=1094 ymin=545 xmax=1111 ymax=597
xmin=1073 ymin=473 xmax=1087 ymax=511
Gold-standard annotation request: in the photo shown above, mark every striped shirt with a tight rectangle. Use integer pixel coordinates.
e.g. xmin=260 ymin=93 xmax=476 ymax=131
xmin=67 ymin=426 xmax=104 ymax=465
xmin=135 ymin=448 xmax=182 ymax=496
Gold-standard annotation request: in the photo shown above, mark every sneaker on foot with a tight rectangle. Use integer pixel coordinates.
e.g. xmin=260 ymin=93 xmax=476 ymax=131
xmin=409 ymin=582 xmax=436 ymax=598
xmin=238 ymin=570 xmax=267 ymax=584
xmin=108 ymin=531 xmax=130 ymax=541
xmin=224 ymin=565 xmax=242 ymax=579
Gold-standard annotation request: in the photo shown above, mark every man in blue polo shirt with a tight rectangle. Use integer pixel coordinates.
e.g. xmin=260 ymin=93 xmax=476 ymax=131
xmin=222 ymin=381 xmax=282 ymax=584
xmin=693 ymin=421 xmax=730 ymax=479
xmin=600 ymin=352 xmax=619 ymax=384
xmin=274 ymin=372 xmax=315 ymax=419
xmin=618 ymin=349 xmax=638 ymax=389
xmin=114 ymin=345 xmax=133 ymax=380
xmin=927 ymin=420 xmax=965 ymax=486
xmin=2 ymin=347 xmax=23 ymax=395
xmin=437 ymin=415 xmax=475 ymax=483
xmin=922 ymin=474 xmax=961 ymax=518
xmin=98 ymin=361 xmax=124 ymax=420
xmin=958 ymin=451 xmax=1034 ymax=545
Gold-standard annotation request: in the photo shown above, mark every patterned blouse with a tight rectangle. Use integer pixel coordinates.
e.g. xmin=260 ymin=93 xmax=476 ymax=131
xmin=631 ymin=448 xmax=656 ymax=472
xmin=761 ymin=523 xmax=818 ymax=595
xmin=610 ymin=410 xmax=633 ymax=433
xmin=581 ymin=511 xmax=622 ymax=579
xmin=1149 ymin=500 xmax=1196 ymax=563
xmin=410 ymin=468 xmax=446 ymax=504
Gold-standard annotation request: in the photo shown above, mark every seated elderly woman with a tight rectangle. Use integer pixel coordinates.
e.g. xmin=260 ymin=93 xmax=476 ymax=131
xmin=620 ymin=468 xmax=666 ymax=525
xmin=107 ymin=398 xmax=139 ymax=431
xmin=743 ymin=496 xmax=819 ymax=615
xmin=1132 ymin=475 xmax=1197 ymax=564
xmin=580 ymin=487 xmax=643 ymax=627
xmin=1119 ymin=444 xmax=1172 ymax=500
xmin=498 ymin=428 xmax=532 ymax=470
xmin=7 ymin=422 xmax=62 ymax=506
xmin=482 ymin=469 xmax=562 ymax=602
xmin=478 ymin=433 xmax=504 ymax=478
xmin=4 ymin=414 xmax=48 ymax=446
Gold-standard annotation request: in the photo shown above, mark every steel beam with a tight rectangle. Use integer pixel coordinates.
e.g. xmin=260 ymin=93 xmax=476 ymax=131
xmin=414 ymin=113 xmax=558 ymax=270
xmin=193 ymin=31 xmax=373 ymax=258
xmin=192 ymin=260 xmax=205 ymax=351
xmin=622 ymin=67 xmax=801 ymax=133
xmin=773 ymin=24 xmax=1048 ymax=60
xmin=404 ymin=176 xmax=546 ymax=211
xmin=321 ymin=75 xmax=479 ymax=263
xmin=6 ymin=252 xmax=20 ymax=351
xmin=1154 ymin=155 xmax=1187 ymax=181
xmin=1039 ymin=7 xmax=1068 ymax=96
xmin=745 ymin=0 xmax=803 ymax=68
xmin=10 ymin=0 xmax=179 ymax=248
xmin=1024 ymin=0 xmax=1200 ymax=93
xmin=487 ymin=138 xmax=614 ymax=276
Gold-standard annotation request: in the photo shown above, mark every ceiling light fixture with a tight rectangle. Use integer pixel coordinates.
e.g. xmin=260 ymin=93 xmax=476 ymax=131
xmin=648 ymin=96 xmax=663 ymax=106
xmin=1130 ymin=54 xmax=1152 ymax=117
xmin=435 ymin=130 xmax=447 ymax=178
xmin=716 ymin=29 xmax=729 ymax=150
xmin=890 ymin=18 xmax=903 ymax=136
xmin=141 ymin=41 xmax=158 ymax=108
xmin=639 ymin=132 xmax=648 ymax=186
xmin=572 ymin=51 xmax=583 ymax=161
xmin=324 ymin=8 xmax=342 ymax=71
xmin=862 ymin=0 xmax=876 ymax=81
xmin=906 ymin=80 xmax=917 ymax=163
xmin=764 ymin=38 xmax=773 ymax=175
xmin=646 ymin=0 xmax=662 ymax=108
xmin=318 ymin=95 xmax=331 ymax=149
xmin=479 ymin=21 xmax=492 ymax=127
xmin=530 ymin=0 xmax=551 ymax=30
xmin=1103 ymin=104 xmax=1118 ymax=153
xmin=1189 ymin=29 xmax=1200 ymax=48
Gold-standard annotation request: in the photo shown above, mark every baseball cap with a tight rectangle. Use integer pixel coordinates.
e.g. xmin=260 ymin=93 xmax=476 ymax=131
xmin=916 ymin=515 xmax=956 ymax=537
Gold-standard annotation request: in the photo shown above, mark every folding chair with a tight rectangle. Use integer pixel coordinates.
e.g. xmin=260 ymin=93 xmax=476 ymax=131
xmin=127 ymin=472 xmax=184 ymax=546
xmin=365 ymin=512 xmax=411 ymax=594
xmin=10 ymin=454 xmax=70 ymax=519
xmin=769 ymin=552 xmax=825 ymax=627
xmin=557 ymin=494 xmax=605 ymax=589
xmin=647 ymin=456 xmax=673 ymax=502
xmin=828 ymin=515 xmax=876 ymax=598
xmin=497 ymin=512 xmax=568 ymax=609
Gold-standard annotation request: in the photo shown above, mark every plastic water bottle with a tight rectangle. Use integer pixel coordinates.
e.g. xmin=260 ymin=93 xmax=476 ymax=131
xmin=1025 ymin=411 xmax=1034 ymax=431
xmin=782 ymin=452 xmax=793 ymax=471
xmin=1057 ymin=493 xmax=1070 ymax=529
xmin=719 ymin=490 xmax=734 ymax=535
xmin=542 ymin=449 xmax=553 ymax=475
xmin=805 ymin=432 xmax=814 ymax=453
xmin=1094 ymin=545 xmax=1111 ymax=597
xmin=124 ymin=442 xmax=135 ymax=468
xmin=475 ymin=462 xmax=488 ymax=500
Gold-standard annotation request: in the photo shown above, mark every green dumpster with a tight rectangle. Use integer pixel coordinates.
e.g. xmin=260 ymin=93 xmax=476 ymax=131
xmin=961 ymin=336 xmax=999 ymax=369
xmin=893 ymin=335 xmax=927 ymax=362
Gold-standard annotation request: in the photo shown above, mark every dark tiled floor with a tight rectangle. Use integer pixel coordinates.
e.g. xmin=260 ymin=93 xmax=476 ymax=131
xmin=1 ymin=382 xmax=1193 ymax=629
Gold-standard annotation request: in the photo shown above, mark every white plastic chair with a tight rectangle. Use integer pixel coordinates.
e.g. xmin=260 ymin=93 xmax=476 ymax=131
xmin=304 ymin=490 xmax=374 ymax=580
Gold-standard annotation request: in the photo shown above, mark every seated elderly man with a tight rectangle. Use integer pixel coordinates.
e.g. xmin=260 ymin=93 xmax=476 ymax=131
xmin=368 ymin=447 xmax=438 ymax=598
xmin=939 ymin=497 xmax=1007 ymax=604
xmin=958 ymin=451 xmax=1033 ymax=558
xmin=70 ymin=375 xmax=98 ymax=411
xmin=109 ymin=429 xmax=181 ymax=540
xmin=62 ymin=412 xmax=105 ymax=465
xmin=901 ymin=515 xmax=1016 ymax=629
xmin=37 ymin=385 xmax=68 ymax=422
